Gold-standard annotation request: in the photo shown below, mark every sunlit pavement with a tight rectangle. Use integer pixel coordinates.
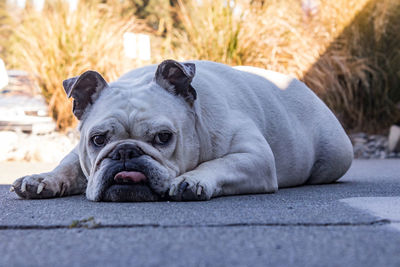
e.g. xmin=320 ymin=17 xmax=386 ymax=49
xmin=0 ymin=162 xmax=58 ymax=184
xmin=0 ymin=160 xmax=399 ymax=267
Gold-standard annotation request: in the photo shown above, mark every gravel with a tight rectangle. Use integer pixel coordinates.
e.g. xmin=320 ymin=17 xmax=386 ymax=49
xmin=350 ymin=132 xmax=400 ymax=159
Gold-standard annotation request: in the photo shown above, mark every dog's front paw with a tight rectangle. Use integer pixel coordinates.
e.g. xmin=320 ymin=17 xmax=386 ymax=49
xmin=11 ymin=173 xmax=65 ymax=199
xmin=168 ymin=176 xmax=214 ymax=201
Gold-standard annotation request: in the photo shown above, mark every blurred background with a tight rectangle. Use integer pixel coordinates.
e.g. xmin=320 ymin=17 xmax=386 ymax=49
xmin=0 ymin=0 xmax=399 ymax=165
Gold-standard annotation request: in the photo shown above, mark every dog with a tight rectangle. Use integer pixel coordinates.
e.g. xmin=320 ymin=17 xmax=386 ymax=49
xmin=11 ymin=60 xmax=353 ymax=201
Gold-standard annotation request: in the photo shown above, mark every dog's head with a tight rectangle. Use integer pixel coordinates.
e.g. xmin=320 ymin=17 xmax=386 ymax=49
xmin=63 ymin=60 xmax=201 ymax=201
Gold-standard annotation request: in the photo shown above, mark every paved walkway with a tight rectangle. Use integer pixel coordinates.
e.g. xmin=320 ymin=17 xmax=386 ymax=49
xmin=0 ymin=162 xmax=57 ymax=184
xmin=1 ymin=160 xmax=399 ymax=266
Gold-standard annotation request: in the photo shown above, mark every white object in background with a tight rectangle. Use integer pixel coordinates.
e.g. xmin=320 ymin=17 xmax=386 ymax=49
xmin=123 ymin=33 xmax=151 ymax=61
xmin=6 ymin=0 xmax=26 ymax=8
xmin=0 ymin=59 xmax=8 ymax=90
xmin=233 ymin=3 xmax=242 ymax=18
xmin=32 ymin=0 xmax=45 ymax=11
xmin=67 ymin=0 xmax=79 ymax=12
xmin=124 ymin=33 xmax=137 ymax=59
xmin=137 ymin=34 xmax=151 ymax=61
xmin=302 ymin=0 xmax=319 ymax=17
xmin=16 ymin=0 xmax=26 ymax=8
xmin=388 ymin=124 xmax=400 ymax=152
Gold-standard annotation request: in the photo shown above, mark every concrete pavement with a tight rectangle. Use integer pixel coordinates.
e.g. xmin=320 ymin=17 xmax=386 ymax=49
xmin=0 ymin=160 xmax=399 ymax=266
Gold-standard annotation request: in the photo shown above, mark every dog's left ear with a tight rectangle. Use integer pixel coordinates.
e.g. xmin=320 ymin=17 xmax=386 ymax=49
xmin=155 ymin=59 xmax=197 ymax=105
xmin=63 ymin=70 xmax=108 ymax=120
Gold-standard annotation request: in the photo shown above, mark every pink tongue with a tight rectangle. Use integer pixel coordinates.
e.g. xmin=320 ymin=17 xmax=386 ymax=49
xmin=114 ymin=171 xmax=147 ymax=183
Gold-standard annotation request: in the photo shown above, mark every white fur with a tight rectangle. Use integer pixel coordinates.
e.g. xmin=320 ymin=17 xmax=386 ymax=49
xmin=13 ymin=60 xmax=353 ymax=201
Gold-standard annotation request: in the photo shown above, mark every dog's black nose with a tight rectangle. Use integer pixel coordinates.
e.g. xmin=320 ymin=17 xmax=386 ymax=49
xmin=110 ymin=143 xmax=143 ymax=161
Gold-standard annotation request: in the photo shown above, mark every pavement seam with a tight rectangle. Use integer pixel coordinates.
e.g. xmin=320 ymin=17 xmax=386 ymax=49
xmin=0 ymin=219 xmax=393 ymax=230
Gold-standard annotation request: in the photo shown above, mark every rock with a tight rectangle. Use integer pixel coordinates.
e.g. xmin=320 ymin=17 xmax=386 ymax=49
xmin=352 ymin=138 xmax=366 ymax=145
xmin=388 ymin=125 xmax=400 ymax=153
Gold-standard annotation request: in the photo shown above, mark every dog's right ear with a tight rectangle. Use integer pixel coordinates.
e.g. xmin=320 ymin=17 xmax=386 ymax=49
xmin=63 ymin=70 xmax=108 ymax=120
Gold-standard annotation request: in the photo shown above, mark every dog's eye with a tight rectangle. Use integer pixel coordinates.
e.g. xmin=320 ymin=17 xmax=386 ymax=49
xmin=92 ymin=135 xmax=107 ymax=147
xmin=154 ymin=132 xmax=172 ymax=146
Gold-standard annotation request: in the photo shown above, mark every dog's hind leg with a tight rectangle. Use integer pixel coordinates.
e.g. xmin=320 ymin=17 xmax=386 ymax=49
xmin=11 ymin=146 xmax=87 ymax=199
xmin=306 ymin=126 xmax=353 ymax=185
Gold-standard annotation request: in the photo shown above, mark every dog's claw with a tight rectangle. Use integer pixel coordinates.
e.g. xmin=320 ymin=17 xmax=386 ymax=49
xmin=21 ymin=181 xmax=27 ymax=193
xmin=9 ymin=186 xmax=15 ymax=192
xmin=37 ymin=183 xmax=45 ymax=194
xmin=169 ymin=184 xmax=177 ymax=196
xmin=169 ymin=179 xmax=208 ymax=201
xmin=196 ymin=185 xmax=203 ymax=196
xmin=60 ymin=184 xmax=66 ymax=197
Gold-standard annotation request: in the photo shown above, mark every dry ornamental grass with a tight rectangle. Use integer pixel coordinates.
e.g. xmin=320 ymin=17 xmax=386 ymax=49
xmin=1 ymin=0 xmax=399 ymax=132
xmin=2 ymin=0 xmax=148 ymax=130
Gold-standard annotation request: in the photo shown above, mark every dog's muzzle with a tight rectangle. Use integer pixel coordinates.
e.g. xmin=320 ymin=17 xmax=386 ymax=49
xmin=101 ymin=143 xmax=162 ymax=202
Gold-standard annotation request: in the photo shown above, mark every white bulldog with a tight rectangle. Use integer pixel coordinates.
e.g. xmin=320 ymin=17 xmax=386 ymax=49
xmin=11 ymin=60 xmax=353 ymax=201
